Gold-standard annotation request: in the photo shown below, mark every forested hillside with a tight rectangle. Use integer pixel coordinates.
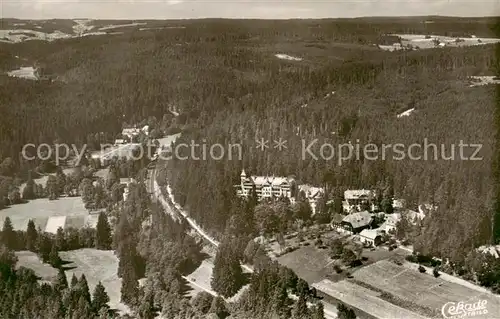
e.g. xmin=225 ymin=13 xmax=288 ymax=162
xmin=0 ymin=18 xmax=499 ymax=261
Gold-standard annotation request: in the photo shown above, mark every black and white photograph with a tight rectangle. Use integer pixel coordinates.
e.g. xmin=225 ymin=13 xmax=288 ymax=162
xmin=0 ymin=1 xmax=500 ymax=318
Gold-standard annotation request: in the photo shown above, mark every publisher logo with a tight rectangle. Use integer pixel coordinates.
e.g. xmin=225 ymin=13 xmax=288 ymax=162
xmin=441 ymin=300 xmax=488 ymax=319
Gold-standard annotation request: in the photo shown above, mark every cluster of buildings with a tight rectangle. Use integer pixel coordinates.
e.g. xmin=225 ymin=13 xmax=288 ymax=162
xmin=114 ymin=125 xmax=150 ymax=145
xmin=235 ymin=169 xmax=430 ymax=247
xmin=235 ymin=169 xmax=324 ymax=214
xmin=333 ymin=194 xmax=428 ymax=247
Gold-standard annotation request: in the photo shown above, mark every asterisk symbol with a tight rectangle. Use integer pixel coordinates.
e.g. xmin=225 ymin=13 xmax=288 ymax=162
xmin=255 ymin=138 xmax=269 ymax=151
xmin=273 ymin=138 xmax=287 ymax=151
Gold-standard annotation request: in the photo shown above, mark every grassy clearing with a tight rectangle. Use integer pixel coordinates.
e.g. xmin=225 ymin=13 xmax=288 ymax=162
xmin=183 ymin=259 xmax=216 ymax=297
xmin=351 ymin=260 xmax=500 ymax=316
xmin=277 ymin=245 xmax=335 ymax=283
xmin=15 ymin=251 xmax=58 ymax=281
xmin=19 ymin=168 xmax=75 ymax=193
xmin=313 ymin=279 xmax=428 ymax=319
xmin=59 ymin=249 xmax=130 ymax=315
xmin=0 ymin=197 xmax=89 ymax=231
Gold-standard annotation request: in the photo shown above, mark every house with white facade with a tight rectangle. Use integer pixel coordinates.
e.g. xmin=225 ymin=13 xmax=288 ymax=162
xmin=344 ymin=189 xmax=375 ymax=212
xmin=297 ymin=184 xmax=324 ymax=214
xmin=379 ymin=213 xmax=401 ymax=233
xmin=235 ymin=169 xmax=294 ymax=200
xmin=121 ymin=178 xmax=135 ymax=201
xmin=359 ymin=229 xmax=383 ymax=247
xmin=122 ymin=127 xmax=141 ymax=140
xmin=235 ymin=169 xmax=326 ymax=214
xmin=331 ymin=210 xmax=372 ymax=234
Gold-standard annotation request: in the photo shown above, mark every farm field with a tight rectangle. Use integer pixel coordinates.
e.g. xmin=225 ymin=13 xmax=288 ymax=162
xmin=15 ymin=251 xmax=59 ymax=281
xmin=277 ymin=244 xmax=336 ymax=283
xmin=7 ymin=66 xmax=38 ymax=80
xmin=0 ymin=197 xmax=93 ymax=232
xmin=313 ymin=279 xmax=429 ymax=319
xmin=59 ymin=249 xmax=130 ymax=315
xmin=351 ymin=260 xmax=500 ymax=318
xmin=386 ymin=34 xmax=500 ymax=50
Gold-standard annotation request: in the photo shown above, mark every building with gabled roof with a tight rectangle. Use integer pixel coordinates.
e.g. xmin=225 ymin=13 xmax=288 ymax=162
xmin=297 ymin=184 xmax=324 ymax=214
xmin=359 ymin=229 xmax=383 ymax=247
xmin=340 ymin=210 xmax=373 ymax=233
xmin=235 ymin=169 xmax=294 ymax=200
xmin=344 ymin=189 xmax=375 ymax=212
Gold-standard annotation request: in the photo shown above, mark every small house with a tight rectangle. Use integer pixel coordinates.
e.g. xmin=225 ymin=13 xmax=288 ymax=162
xmin=344 ymin=189 xmax=375 ymax=212
xmin=379 ymin=213 xmax=401 ymax=233
xmin=335 ymin=210 xmax=372 ymax=234
xmin=359 ymin=229 xmax=382 ymax=247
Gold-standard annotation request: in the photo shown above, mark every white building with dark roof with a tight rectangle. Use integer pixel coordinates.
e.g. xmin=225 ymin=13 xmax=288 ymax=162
xmin=297 ymin=184 xmax=324 ymax=214
xmin=359 ymin=229 xmax=383 ymax=246
xmin=344 ymin=189 xmax=375 ymax=212
xmin=332 ymin=210 xmax=373 ymax=233
xmin=236 ymin=169 xmax=294 ymax=200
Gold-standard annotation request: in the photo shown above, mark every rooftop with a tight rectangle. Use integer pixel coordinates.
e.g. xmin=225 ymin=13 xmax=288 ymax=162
xmin=344 ymin=189 xmax=374 ymax=199
xmin=342 ymin=210 xmax=372 ymax=229
xmin=359 ymin=229 xmax=381 ymax=240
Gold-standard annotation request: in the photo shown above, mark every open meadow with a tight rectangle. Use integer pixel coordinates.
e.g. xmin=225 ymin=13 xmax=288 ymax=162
xmin=59 ymin=249 xmax=130 ymax=315
xmin=349 ymin=260 xmax=500 ymax=318
xmin=15 ymin=251 xmax=59 ymax=281
xmin=0 ymin=197 xmax=95 ymax=232
xmin=277 ymin=245 xmax=335 ymax=283
xmin=313 ymin=279 xmax=429 ymax=319
xmin=15 ymin=249 xmax=129 ymax=314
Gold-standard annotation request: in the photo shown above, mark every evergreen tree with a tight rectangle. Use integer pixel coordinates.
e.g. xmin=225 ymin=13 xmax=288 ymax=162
xmin=70 ymin=273 xmax=79 ymax=288
xmin=1 ymin=217 xmax=16 ymax=250
xmin=0 ymin=244 xmax=17 ymax=279
xmin=22 ymin=171 xmax=36 ymax=200
xmin=25 ymin=219 xmax=38 ymax=251
xmin=337 ymin=303 xmax=356 ymax=319
xmin=292 ymin=293 xmax=309 ymax=319
xmin=92 ymin=281 xmax=110 ymax=314
xmin=96 ymin=212 xmax=112 ymax=250
xmin=138 ymin=292 xmax=156 ymax=319
xmin=192 ymin=292 xmax=214 ymax=314
xmin=208 ymin=296 xmax=229 ymax=319
xmin=121 ymin=261 xmax=139 ymax=306
xmin=78 ymin=274 xmax=92 ymax=304
xmin=54 ymin=268 xmax=68 ymax=292
xmin=271 ymin=283 xmax=290 ymax=317
xmin=46 ymin=175 xmax=60 ymax=199
xmin=211 ymin=240 xmax=245 ymax=298
xmin=49 ymin=242 xmax=62 ymax=268
xmin=71 ymin=295 xmax=92 ymax=319
xmin=311 ymin=302 xmax=325 ymax=319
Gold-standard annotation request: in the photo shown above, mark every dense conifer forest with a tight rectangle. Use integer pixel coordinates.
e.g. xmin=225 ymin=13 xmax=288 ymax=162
xmin=0 ymin=17 xmax=500 ymax=317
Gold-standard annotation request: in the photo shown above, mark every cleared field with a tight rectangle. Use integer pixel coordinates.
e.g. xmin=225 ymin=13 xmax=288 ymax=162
xmin=45 ymin=216 xmax=67 ymax=233
xmin=313 ymin=279 xmax=429 ymax=319
xmin=19 ymin=168 xmax=75 ymax=193
xmin=59 ymin=249 xmax=130 ymax=315
xmin=183 ymin=259 xmax=216 ymax=297
xmin=15 ymin=251 xmax=58 ymax=281
xmin=277 ymin=245 xmax=335 ymax=283
xmin=0 ymin=197 xmax=89 ymax=231
xmin=7 ymin=66 xmax=38 ymax=80
xmin=352 ymin=260 xmax=500 ymax=317
xmin=182 ymin=255 xmax=249 ymax=302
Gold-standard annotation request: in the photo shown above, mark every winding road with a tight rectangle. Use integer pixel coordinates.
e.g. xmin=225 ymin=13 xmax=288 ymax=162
xmin=148 ymin=163 xmax=337 ymax=318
